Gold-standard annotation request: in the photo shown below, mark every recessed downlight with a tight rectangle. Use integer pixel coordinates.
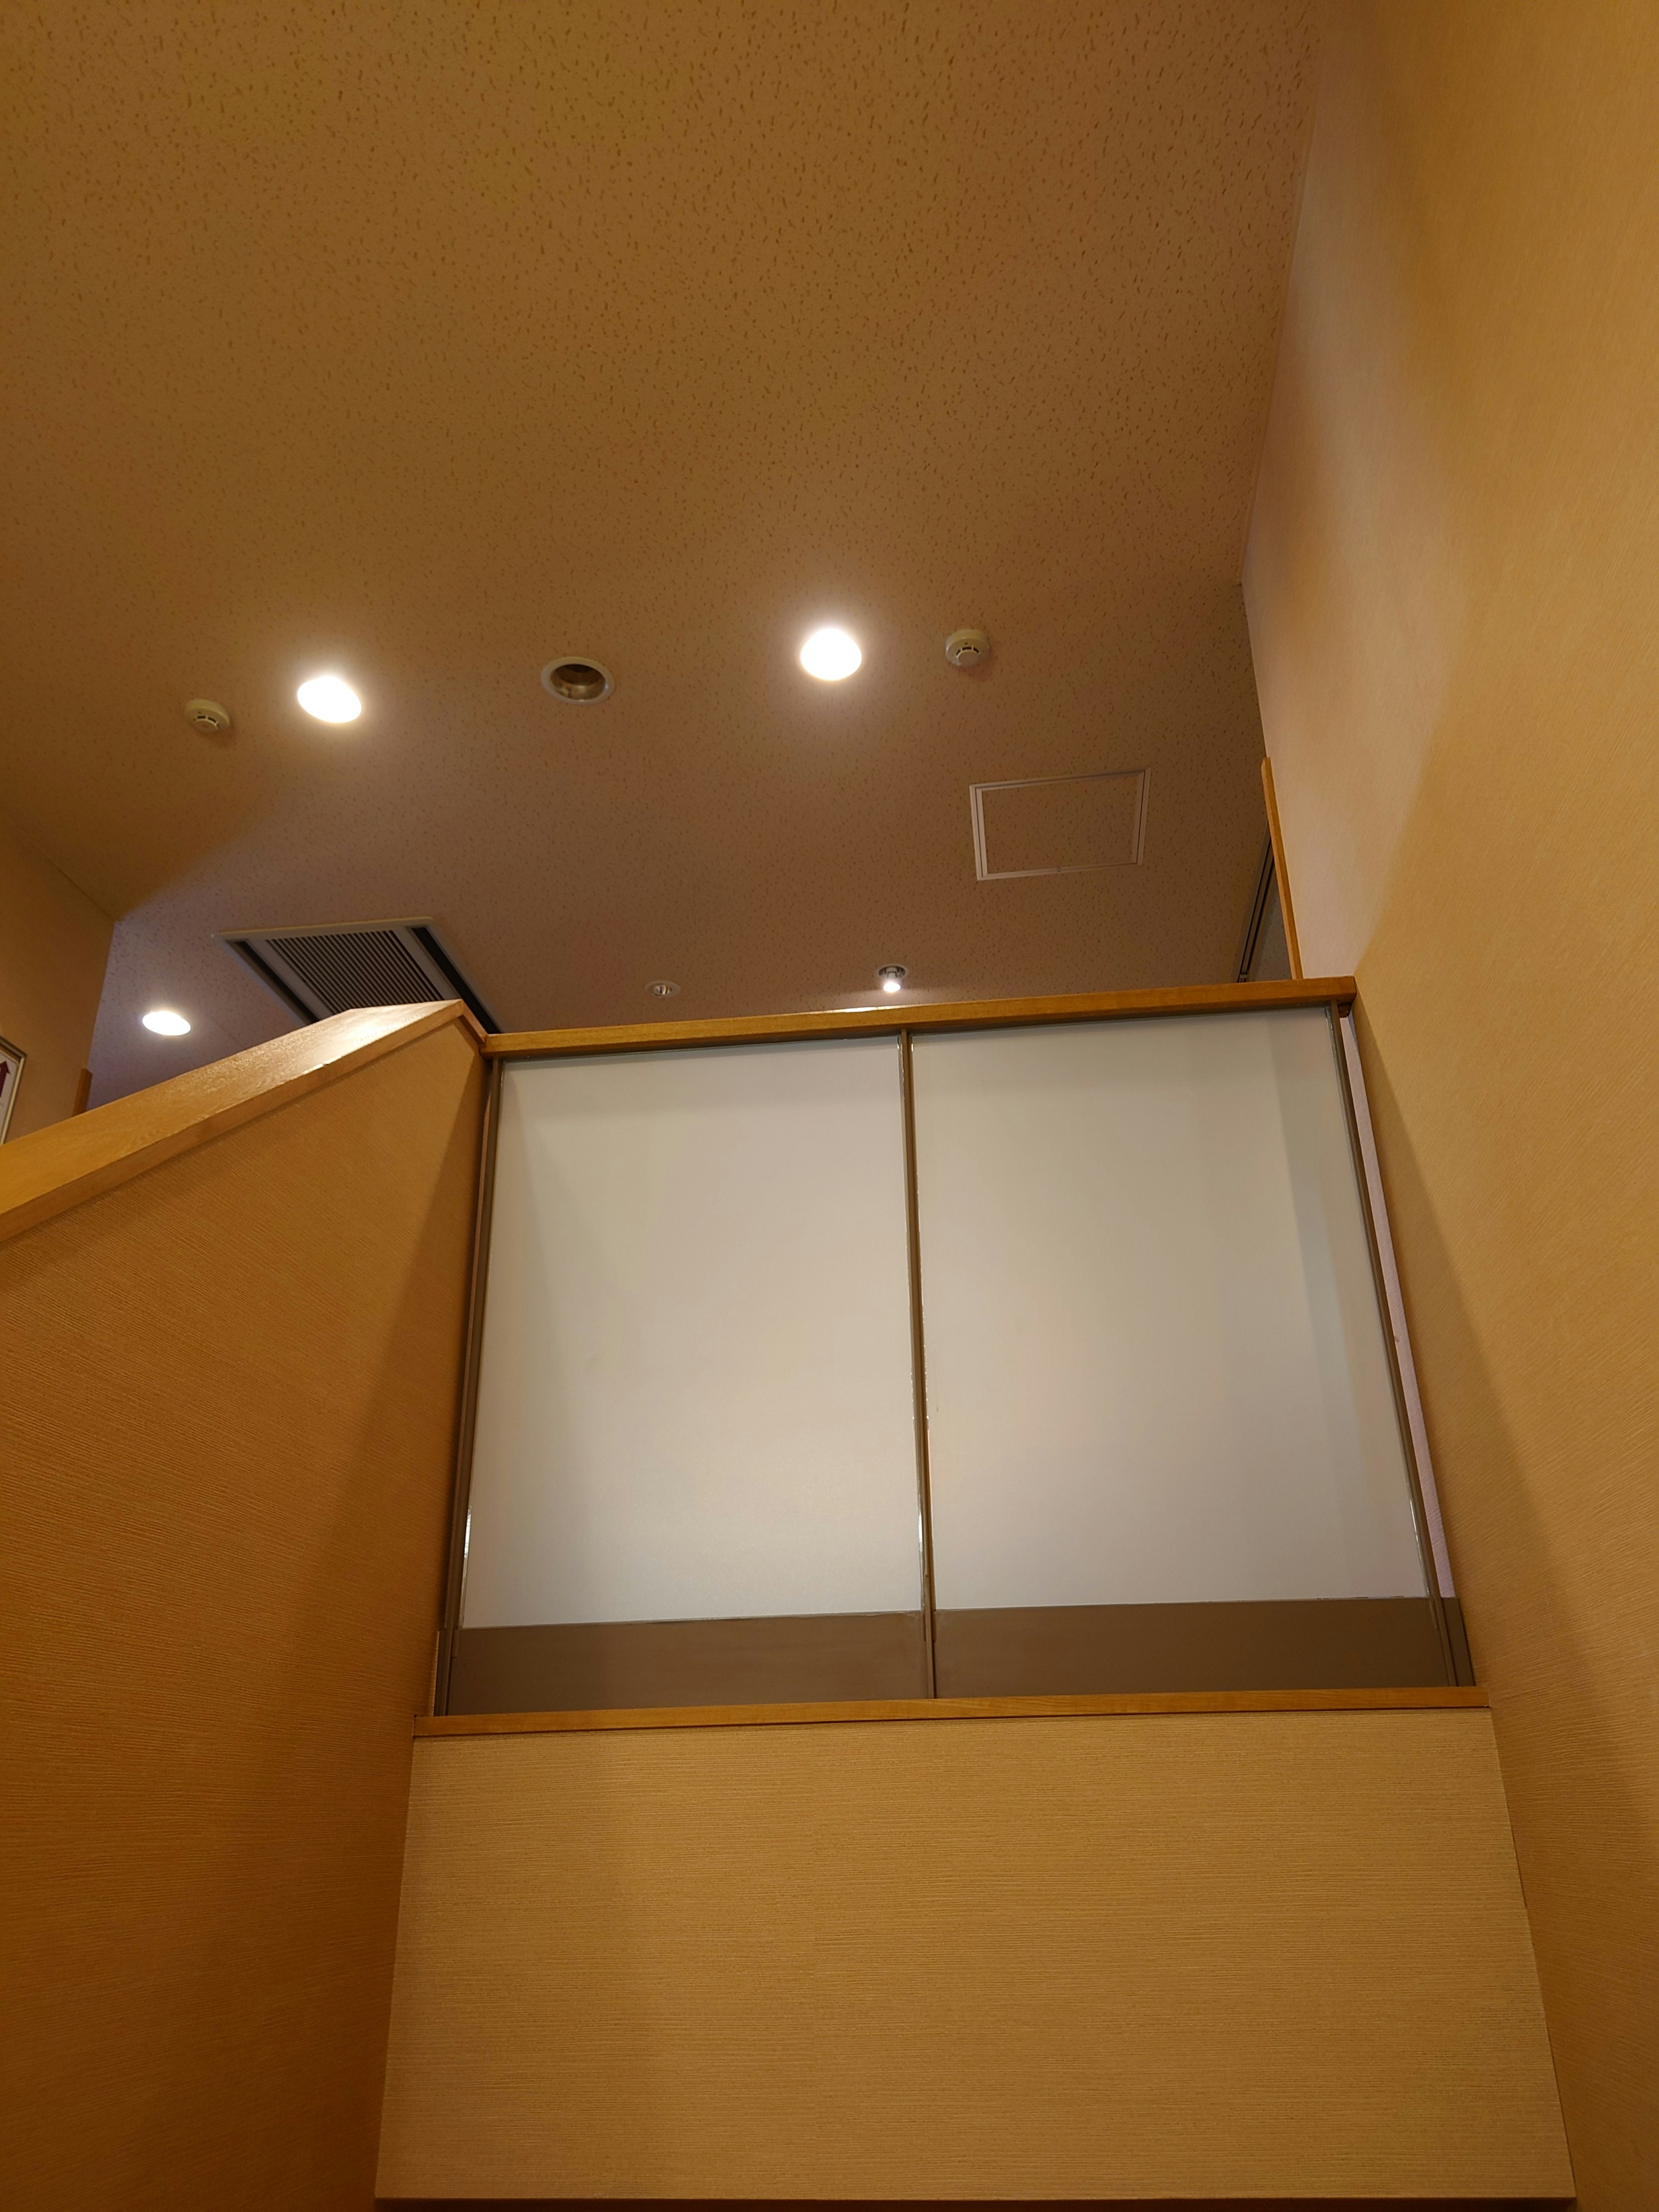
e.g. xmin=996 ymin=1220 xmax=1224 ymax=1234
xmin=800 ymin=626 xmax=862 ymax=681
xmin=142 ymin=1008 xmax=191 ymax=1036
xmin=542 ymin=658 xmax=613 ymax=703
xmin=296 ymin=674 xmax=362 ymax=723
xmin=877 ymin=964 xmax=908 ymax=995
xmin=647 ymin=980 xmax=680 ymax=998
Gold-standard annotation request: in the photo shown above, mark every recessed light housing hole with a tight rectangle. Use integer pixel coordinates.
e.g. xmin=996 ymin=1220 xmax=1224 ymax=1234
xmin=542 ymin=658 xmax=614 ymax=704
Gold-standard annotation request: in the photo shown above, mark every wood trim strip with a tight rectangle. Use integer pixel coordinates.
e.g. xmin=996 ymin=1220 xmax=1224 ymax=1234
xmin=371 ymin=2199 xmax=1569 ymax=2209
xmin=485 ymin=977 xmax=1356 ymax=1059
xmin=1260 ymin=757 xmax=1305 ymax=981
xmin=415 ymin=1684 xmax=1488 ymax=1737
xmin=0 ymin=1000 xmax=485 ymax=1247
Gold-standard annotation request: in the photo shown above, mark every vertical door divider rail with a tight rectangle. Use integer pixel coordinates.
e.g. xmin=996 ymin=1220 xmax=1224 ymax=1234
xmin=899 ymin=1029 xmax=941 ymax=1698
xmin=1325 ymin=1004 xmax=1461 ymax=1687
xmin=433 ymin=1055 xmax=504 ymax=1717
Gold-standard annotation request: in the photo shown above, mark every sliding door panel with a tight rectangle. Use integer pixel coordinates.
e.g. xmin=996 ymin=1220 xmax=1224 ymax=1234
xmin=456 ymin=1038 xmax=922 ymax=1710
xmin=911 ymin=1011 xmax=1436 ymax=1692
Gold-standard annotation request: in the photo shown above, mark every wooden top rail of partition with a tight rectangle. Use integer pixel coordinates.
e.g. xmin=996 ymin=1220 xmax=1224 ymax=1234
xmin=417 ymin=1684 xmax=1486 ymax=1737
xmin=0 ymin=999 xmax=483 ymax=1247
xmin=487 ymin=976 xmax=1358 ymax=1059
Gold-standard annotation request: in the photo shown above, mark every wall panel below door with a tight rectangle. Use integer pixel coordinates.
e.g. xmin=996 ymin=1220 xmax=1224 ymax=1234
xmin=376 ymin=1708 xmax=1570 ymax=2202
xmin=933 ymin=1596 xmax=1459 ymax=1694
xmin=449 ymin=1612 xmax=928 ymax=1711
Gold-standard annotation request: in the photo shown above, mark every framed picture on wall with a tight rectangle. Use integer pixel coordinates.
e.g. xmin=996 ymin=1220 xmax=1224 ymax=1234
xmin=0 ymin=1034 xmax=25 ymax=1141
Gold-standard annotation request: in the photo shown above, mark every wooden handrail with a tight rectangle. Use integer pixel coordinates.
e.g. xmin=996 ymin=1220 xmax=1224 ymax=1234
xmin=1 ymin=979 xmax=1359 ymax=1241
xmin=416 ymin=1684 xmax=1486 ymax=1737
xmin=487 ymin=976 xmax=1357 ymax=1059
xmin=0 ymin=1000 xmax=483 ymax=1247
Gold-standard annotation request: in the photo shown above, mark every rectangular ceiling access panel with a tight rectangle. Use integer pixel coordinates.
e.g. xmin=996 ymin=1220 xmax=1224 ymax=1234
xmin=971 ymin=769 xmax=1148 ymax=880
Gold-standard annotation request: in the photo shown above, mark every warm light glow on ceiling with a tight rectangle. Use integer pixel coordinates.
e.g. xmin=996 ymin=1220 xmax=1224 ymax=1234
xmin=296 ymin=674 xmax=362 ymax=723
xmin=142 ymin=1008 xmax=191 ymax=1036
xmin=799 ymin=626 xmax=862 ymax=681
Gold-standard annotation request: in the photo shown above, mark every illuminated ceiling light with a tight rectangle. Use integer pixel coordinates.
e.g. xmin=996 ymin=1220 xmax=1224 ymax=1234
xmin=142 ymin=1009 xmax=191 ymax=1036
xmin=877 ymin=965 xmax=908 ymax=994
xmin=296 ymin=674 xmax=362 ymax=723
xmin=800 ymin=626 xmax=862 ymax=681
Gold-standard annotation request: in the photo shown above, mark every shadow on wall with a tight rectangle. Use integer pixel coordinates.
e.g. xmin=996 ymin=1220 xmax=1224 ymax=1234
xmin=1353 ymin=1003 xmax=1651 ymax=2210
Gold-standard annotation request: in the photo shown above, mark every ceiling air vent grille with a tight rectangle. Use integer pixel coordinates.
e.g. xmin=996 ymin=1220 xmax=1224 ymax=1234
xmin=217 ymin=918 xmax=499 ymax=1032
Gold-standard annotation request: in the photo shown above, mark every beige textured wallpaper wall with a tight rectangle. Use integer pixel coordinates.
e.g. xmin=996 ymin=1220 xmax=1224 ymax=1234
xmin=1245 ymin=6 xmax=1659 ymax=2204
xmin=378 ymin=1710 xmax=1567 ymax=2202
xmin=0 ymin=809 xmax=111 ymax=1136
xmin=4 ymin=1017 xmax=484 ymax=2210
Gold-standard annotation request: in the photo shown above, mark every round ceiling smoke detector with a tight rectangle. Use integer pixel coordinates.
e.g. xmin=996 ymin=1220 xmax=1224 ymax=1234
xmin=944 ymin=628 xmax=990 ymax=670
xmin=541 ymin=657 xmax=613 ymax=704
xmin=184 ymin=698 xmax=231 ymax=735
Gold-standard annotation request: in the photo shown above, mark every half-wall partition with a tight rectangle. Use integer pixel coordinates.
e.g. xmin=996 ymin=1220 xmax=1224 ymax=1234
xmin=440 ymin=982 xmax=1464 ymax=1714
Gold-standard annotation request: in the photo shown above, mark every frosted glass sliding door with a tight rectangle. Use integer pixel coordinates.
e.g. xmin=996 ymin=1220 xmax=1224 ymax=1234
xmin=910 ymin=1010 xmax=1444 ymax=1693
xmin=453 ymin=1038 xmax=923 ymax=1711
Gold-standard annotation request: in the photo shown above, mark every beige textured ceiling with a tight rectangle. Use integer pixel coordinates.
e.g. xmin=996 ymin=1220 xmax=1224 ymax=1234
xmin=0 ymin=1 xmax=1318 ymax=1098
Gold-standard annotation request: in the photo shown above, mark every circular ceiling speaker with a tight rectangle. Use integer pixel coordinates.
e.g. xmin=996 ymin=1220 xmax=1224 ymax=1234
xmin=541 ymin=657 xmax=613 ymax=703
xmin=184 ymin=698 xmax=231 ymax=734
xmin=944 ymin=627 xmax=990 ymax=670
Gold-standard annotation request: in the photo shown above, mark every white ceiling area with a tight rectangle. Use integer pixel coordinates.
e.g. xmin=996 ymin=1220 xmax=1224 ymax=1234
xmin=0 ymin=2 xmax=1319 ymax=1098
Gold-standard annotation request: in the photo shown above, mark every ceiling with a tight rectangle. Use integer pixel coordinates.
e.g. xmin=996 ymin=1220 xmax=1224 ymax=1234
xmin=0 ymin=1 xmax=1319 ymax=1099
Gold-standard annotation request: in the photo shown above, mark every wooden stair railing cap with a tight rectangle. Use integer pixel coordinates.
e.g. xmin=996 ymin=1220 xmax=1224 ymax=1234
xmin=0 ymin=980 xmax=1362 ymax=1244
xmin=486 ymin=976 xmax=1358 ymax=1059
xmin=0 ymin=999 xmax=483 ymax=1248
xmin=417 ymin=1684 xmax=1488 ymax=1737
